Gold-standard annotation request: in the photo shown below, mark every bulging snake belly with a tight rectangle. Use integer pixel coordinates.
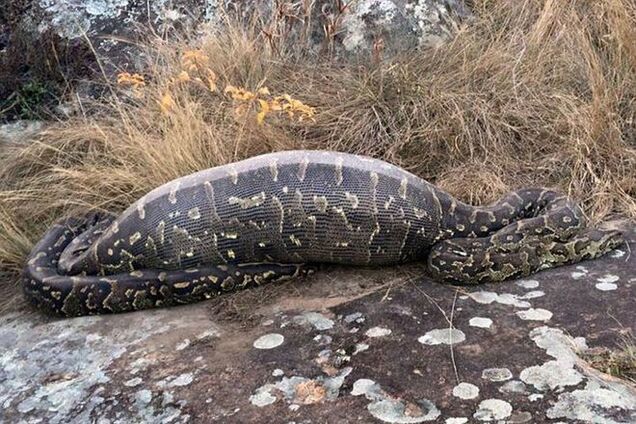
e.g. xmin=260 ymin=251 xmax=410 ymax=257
xmin=23 ymin=150 xmax=623 ymax=316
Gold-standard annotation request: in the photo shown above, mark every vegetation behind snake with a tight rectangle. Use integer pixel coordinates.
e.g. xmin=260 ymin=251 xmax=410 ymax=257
xmin=23 ymin=151 xmax=623 ymax=316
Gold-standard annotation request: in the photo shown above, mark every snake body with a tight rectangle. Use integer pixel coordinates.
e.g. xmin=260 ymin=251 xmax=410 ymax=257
xmin=23 ymin=150 xmax=623 ymax=316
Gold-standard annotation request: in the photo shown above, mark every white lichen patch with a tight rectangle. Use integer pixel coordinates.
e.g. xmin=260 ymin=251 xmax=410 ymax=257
xmin=253 ymin=367 xmax=353 ymax=408
xmin=516 ymin=308 xmax=553 ymax=321
xmin=516 ymin=280 xmax=539 ymax=289
xmin=521 ymin=361 xmax=583 ymax=391
xmin=473 ymin=399 xmax=513 ymax=421
xmin=481 ymin=368 xmax=513 ymax=382
xmin=547 ymin=380 xmax=636 ymax=423
xmin=595 ymin=282 xmax=618 ymax=291
xmin=168 ymin=373 xmax=194 ymax=387
xmin=175 ymin=338 xmax=190 ymax=351
xmin=365 ymin=326 xmax=392 ymax=338
xmin=519 ymin=326 xmax=587 ymax=391
xmin=468 ymin=291 xmax=531 ymax=308
xmin=293 ymin=312 xmax=335 ymax=331
xmin=469 ymin=317 xmax=493 ymax=329
xmin=519 ymin=290 xmax=545 ymax=299
xmin=354 ymin=343 xmax=370 ymax=355
xmin=344 ymin=312 xmax=365 ymax=324
xmin=445 ymin=418 xmax=468 ymax=424
xmin=352 ymin=378 xmax=441 ymax=423
xmin=250 ymin=384 xmax=277 ymax=407
xmin=452 ymin=382 xmax=479 ymax=400
xmin=499 ymin=380 xmax=527 ymax=394
xmin=253 ymin=333 xmax=285 ymax=349
xmin=0 ymin=308 xmax=197 ymax=423
xmin=571 ymin=265 xmax=589 ymax=280
xmin=610 ymin=249 xmax=625 ymax=259
xmin=597 ymin=274 xmax=619 ymax=284
xmin=134 ymin=389 xmax=152 ymax=406
xmin=124 ymin=377 xmax=143 ymax=387
xmin=418 ymin=328 xmax=465 ymax=346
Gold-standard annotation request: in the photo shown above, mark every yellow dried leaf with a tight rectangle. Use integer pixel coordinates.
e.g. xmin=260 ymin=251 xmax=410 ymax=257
xmin=206 ymin=69 xmax=218 ymax=92
xmin=181 ymin=50 xmax=209 ymax=71
xmin=117 ymin=72 xmax=145 ymax=88
xmin=159 ymin=93 xmax=176 ymax=114
xmin=176 ymin=71 xmax=190 ymax=82
xmin=257 ymin=99 xmax=270 ymax=125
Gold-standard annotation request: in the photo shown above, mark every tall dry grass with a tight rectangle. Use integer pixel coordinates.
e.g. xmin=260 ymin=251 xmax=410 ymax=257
xmin=1 ymin=0 xmax=635 ymax=311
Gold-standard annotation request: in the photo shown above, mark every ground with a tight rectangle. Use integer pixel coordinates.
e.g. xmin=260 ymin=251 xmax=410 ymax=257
xmin=1 ymin=224 xmax=634 ymax=423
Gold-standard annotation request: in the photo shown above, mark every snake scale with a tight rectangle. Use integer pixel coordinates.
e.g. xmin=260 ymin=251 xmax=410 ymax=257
xmin=23 ymin=150 xmax=623 ymax=316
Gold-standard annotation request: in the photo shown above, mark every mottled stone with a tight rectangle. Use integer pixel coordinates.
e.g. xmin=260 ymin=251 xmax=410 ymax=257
xmin=253 ymin=333 xmax=285 ymax=349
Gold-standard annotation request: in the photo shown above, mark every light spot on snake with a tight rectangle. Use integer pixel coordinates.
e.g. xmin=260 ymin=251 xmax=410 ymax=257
xmin=173 ymin=282 xmax=190 ymax=289
xmin=482 ymin=368 xmax=513 ymax=382
xmin=289 ymin=234 xmax=302 ymax=246
xmin=253 ymin=333 xmax=285 ymax=349
xmin=384 ymin=196 xmax=395 ymax=210
xmin=269 ymin=160 xmax=279 ymax=181
xmin=137 ymin=199 xmax=146 ymax=220
xmin=188 ymin=207 xmax=201 ymax=220
xmin=344 ymin=192 xmax=359 ymax=209
xmin=365 ymin=327 xmax=392 ymax=338
xmin=129 ymin=270 xmax=143 ymax=278
xmin=227 ymin=249 xmax=236 ymax=259
xmin=128 ymin=232 xmax=142 ymax=245
xmin=157 ymin=221 xmax=166 ymax=245
xmin=228 ymin=167 xmax=238 ymax=184
xmin=282 ymin=186 xmax=289 ymax=194
xmin=297 ymin=158 xmax=308 ymax=181
xmin=229 ymin=192 xmax=266 ymax=209
xmin=107 ymin=248 xmax=114 ymax=256
xmin=168 ymin=182 xmax=180 ymax=204
xmin=313 ymin=195 xmax=328 ymax=213
xmin=418 ymin=329 xmax=465 ymax=345
xmin=469 ymin=317 xmax=492 ymax=328
xmin=398 ymin=178 xmax=408 ymax=199
xmin=452 ymin=382 xmax=479 ymax=400
xmin=473 ymin=399 xmax=512 ymax=421
xmin=516 ymin=308 xmax=552 ymax=321
xmin=335 ymin=157 xmax=343 ymax=186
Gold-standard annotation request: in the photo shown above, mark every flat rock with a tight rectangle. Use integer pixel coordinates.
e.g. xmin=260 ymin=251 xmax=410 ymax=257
xmin=1 ymin=224 xmax=635 ymax=423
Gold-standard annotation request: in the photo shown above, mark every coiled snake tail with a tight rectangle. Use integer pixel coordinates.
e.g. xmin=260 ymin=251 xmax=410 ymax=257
xmin=427 ymin=188 xmax=623 ymax=283
xmin=23 ymin=213 xmax=307 ymax=316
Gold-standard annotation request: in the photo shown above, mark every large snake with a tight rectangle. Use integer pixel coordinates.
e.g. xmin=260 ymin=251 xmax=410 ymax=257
xmin=23 ymin=150 xmax=623 ymax=316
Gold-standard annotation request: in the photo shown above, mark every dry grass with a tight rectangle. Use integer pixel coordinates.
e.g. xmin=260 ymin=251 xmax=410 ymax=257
xmin=1 ymin=0 xmax=635 ymax=311
xmin=582 ymin=332 xmax=636 ymax=384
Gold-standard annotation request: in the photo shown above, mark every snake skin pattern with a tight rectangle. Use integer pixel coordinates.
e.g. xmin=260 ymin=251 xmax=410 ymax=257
xmin=23 ymin=150 xmax=623 ymax=316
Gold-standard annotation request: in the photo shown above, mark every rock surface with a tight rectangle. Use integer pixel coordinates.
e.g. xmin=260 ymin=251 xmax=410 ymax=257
xmin=28 ymin=0 xmax=469 ymax=63
xmin=1 ymin=224 xmax=635 ymax=423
